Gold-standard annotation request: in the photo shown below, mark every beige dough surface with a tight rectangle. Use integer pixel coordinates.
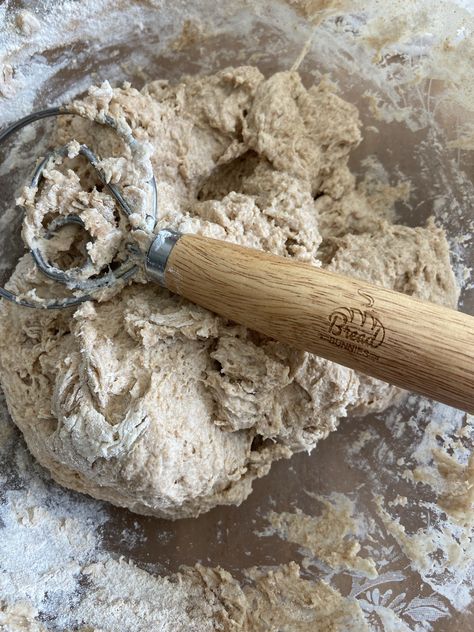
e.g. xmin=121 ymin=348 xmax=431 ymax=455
xmin=0 ymin=67 xmax=459 ymax=519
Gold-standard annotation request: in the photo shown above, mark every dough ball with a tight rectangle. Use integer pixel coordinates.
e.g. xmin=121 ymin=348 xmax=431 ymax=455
xmin=0 ymin=68 xmax=459 ymax=518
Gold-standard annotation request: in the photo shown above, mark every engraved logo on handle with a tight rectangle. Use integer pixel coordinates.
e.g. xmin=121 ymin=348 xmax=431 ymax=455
xmin=328 ymin=307 xmax=385 ymax=348
xmin=320 ymin=292 xmax=385 ymax=360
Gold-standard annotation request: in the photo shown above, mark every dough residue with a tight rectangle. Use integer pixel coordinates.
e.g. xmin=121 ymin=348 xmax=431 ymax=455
xmin=375 ymin=495 xmax=438 ymax=572
xmin=185 ymin=561 xmax=369 ymax=631
xmin=414 ymin=423 xmax=474 ymax=528
xmin=266 ymin=493 xmax=378 ymax=578
xmin=0 ymin=601 xmax=45 ymax=632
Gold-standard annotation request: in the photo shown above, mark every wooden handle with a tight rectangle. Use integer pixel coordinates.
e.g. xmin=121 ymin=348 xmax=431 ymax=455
xmin=164 ymin=234 xmax=474 ymax=413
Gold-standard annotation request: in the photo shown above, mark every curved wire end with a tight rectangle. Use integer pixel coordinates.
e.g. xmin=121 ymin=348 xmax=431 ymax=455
xmin=0 ymin=107 xmax=158 ymax=309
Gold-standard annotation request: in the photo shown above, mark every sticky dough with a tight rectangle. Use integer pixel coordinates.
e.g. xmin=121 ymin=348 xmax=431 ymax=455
xmin=0 ymin=68 xmax=459 ymax=519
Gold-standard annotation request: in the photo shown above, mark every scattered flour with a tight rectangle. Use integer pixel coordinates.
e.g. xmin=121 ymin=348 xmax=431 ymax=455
xmin=0 ymin=416 xmax=368 ymax=630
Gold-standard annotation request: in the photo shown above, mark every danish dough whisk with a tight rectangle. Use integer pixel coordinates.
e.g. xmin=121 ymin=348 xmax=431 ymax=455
xmin=1 ymin=107 xmax=473 ymax=414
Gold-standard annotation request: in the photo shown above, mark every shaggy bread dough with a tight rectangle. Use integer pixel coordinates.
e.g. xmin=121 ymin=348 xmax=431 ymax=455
xmin=0 ymin=67 xmax=459 ymax=519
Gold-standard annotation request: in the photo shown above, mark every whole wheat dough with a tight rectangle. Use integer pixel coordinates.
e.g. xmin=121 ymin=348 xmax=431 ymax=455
xmin=0 ymin=67 xmax=459 ymax=519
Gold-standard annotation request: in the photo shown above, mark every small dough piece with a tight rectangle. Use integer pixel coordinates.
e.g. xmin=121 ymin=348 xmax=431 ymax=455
xmin=0 ymin=68 xmax=459 ymax=519
xmin=0 ymin=601 xmax=45 ymax=632
xmin=15 ymin=10 xmax=41 ymax=37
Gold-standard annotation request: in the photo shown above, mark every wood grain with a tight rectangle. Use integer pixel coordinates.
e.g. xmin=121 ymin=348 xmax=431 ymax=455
xmin=165 ymin=234 xmax=474 ymax=414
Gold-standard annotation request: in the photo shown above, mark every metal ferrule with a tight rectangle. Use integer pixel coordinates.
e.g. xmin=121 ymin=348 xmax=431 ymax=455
xmin=145 ymin=229 xmax=182 ymax=286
